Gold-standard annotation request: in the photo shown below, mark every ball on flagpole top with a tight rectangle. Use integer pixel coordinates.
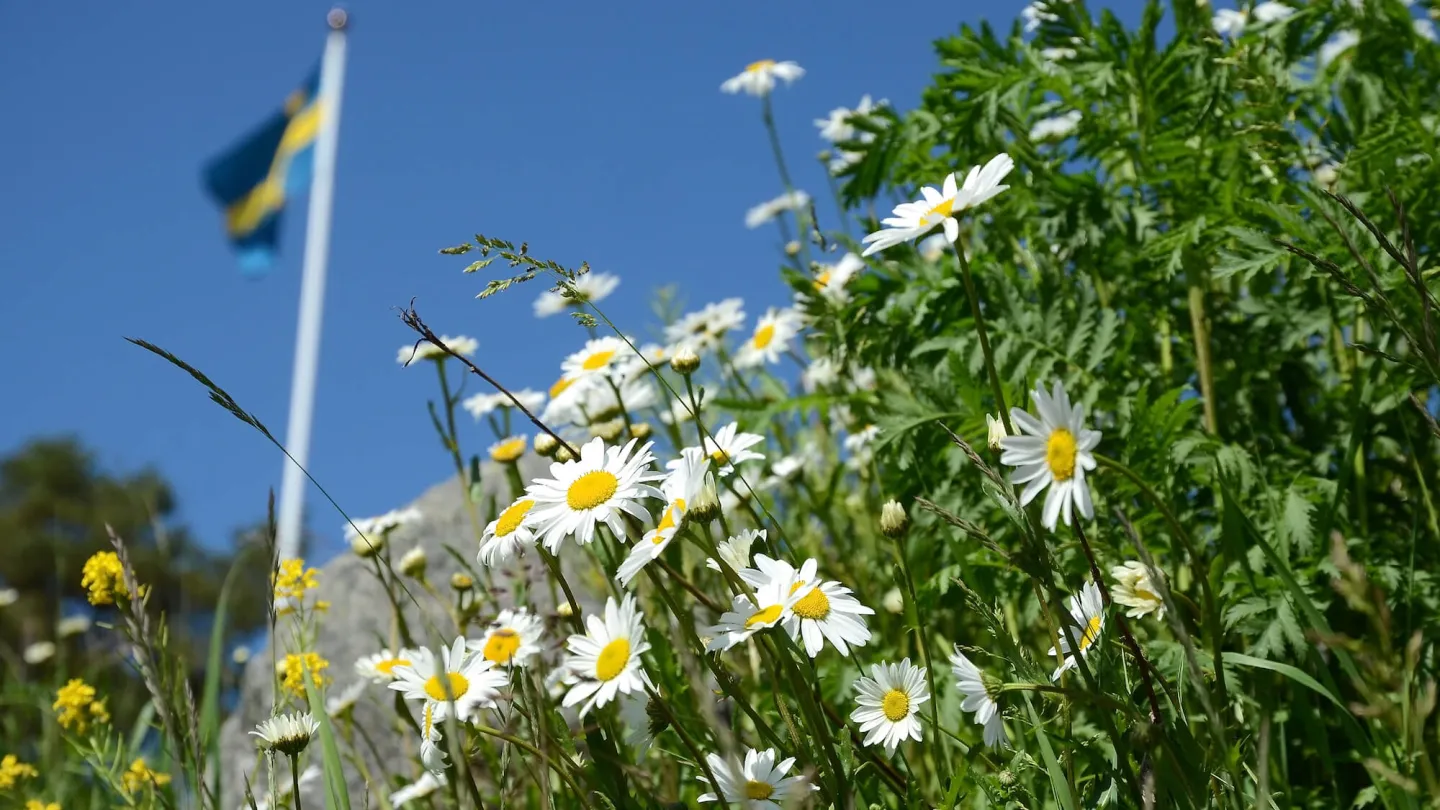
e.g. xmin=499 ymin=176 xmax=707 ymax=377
xmin=327 ymin=7 xmax=349 ymax=30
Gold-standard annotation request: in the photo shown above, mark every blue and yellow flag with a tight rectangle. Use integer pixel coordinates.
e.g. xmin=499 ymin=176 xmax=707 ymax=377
xmin=203 ymin=67 xmax=322 ymax=275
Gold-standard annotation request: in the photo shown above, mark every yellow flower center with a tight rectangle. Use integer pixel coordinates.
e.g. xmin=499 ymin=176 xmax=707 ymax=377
xmin=752 ymin=324 xmax=777 ymax=350
xmin=1046 ymin=428 xmax=1078 ymax=481
xmin=424 ymin=672 xmax=470 ymax=701
xmin=375 ymin=657 xmax=411 ymax=676
xmin=792 ymin=587 xmax=831 ymax=620
xmin=814 ymin=270 xmax=832 ymax=291
xmin=710 ymin=449 xmax=732 ymax=466
xmin=745 ymin=59 xmax=776 ymax=73
xmin=490 ymin=437 xmax=526 ymax=463
xmin=595 ymin=638 xmax=631 ymax=681
xmin=744 ymin=780 xmax=775 ymax=799
xmin=549 ymin=377 xmax=574 ymax=398
xmin=881 ymin=688 xmax=911 ymax=721
xmin=581 ymin=350 xmax=616 ymax=371
xmin=653 ymin=499 xmax=686 ymax=543
xmin=496 ymin=499 xmax=535 ymax=537
xmin=483 ymin=629 xmax=523 ymax=664
xmin=1078 ymin=615 xmax=1103 ymax=653
xmin=918 ymin=197 xmax=955 ymax=228
xmin=567 ymin=470 xmax=619 ymax=510
xmin=745 ymin=604 xmax=784 ymax=628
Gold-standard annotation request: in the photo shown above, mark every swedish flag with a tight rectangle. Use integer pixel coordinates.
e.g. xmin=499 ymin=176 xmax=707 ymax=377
xmin=203 ymin=67 xmax=323 ymax=275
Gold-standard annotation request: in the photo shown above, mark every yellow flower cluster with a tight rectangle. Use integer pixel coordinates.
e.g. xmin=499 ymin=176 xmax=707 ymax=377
xmin=52 ymin=679 xmax=110 ymax=734
xmin=274 ymin=559 xmax=327 ymax=616
xmin=120 ymin=758 xmax=170 ymax=795
xmin=80 ymin=552 xmax=132 ymax=606
xmin=0 ymin=754 xmax=38 ymax=789
xmin=280 ymin=652 xmax=331 ymax=698
xmin=26 ymin=800 xmax=60 ymax=810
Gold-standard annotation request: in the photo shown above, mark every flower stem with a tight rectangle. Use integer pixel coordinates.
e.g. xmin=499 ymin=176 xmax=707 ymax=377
xmin=288 ymin=755 xmax=302 ymax=810
xmin=888 ymin=522 xmax=947 ymax=771
xmin=953 ymin=240 xmax=1011 ymax=433
xmin=1072 ymin=521 xmax=1162 ymax=725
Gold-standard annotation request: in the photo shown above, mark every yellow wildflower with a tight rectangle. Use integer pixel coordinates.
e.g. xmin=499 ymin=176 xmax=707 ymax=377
xmin=80 ymin=552 xmax=131 ymax=606
xmin=0 ymin=754 xmax=39 ymax=789
xmin=273 ymin=559 xmax=320 ymax=603
xmin=120 ymin=759 xmax=170 ymax=794
xmin=52 ymin=679 xmax=109 ymax=734
xmin=26 ymin=800 xmax=60 ymax=810
xmin=280 ymin=652 xmax=331 ymax=698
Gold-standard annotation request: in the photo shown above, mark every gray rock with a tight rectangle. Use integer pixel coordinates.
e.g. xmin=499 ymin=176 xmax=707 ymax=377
xmin=218 ymin=457 xmax=609 ymax=809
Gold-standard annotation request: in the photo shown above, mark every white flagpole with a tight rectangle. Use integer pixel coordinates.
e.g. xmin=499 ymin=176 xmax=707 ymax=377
xmin=275 ymin=8 xmax=349 ymax=562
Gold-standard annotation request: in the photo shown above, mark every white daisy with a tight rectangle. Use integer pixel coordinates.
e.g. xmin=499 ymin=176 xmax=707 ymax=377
xmin=814 ymin=95 xmax=885 ymax=143
xmin=533 ymin=271 xmax=620 ymax=318
xmin=734 ymin=307 xmax=803 ymax=368
xmin=561 ymin=594 xmax=651 ymax=717
xmin=397 ymin=335 xmax=477 ymax=365
xmin=697 ymin=747 xmax=814 ymax=808
xmin=702 ymin=422 xmax=766 ymax=476
xmin=617 ymin=690 xmax=656 ymax=758
xmin=705 ymin=573 xmax=802 ymax=652
xmin=1111 ymin=561 xmax=1165 ymax=620
xmin=1252 ymin=1 xmax=1294 ymax=23
xmin=478 ymin=496 xmax=540 ymax=565
xmin=325 ymin=680 xmax=367 ymax=717
xmin=802 ymin=357 xmax=840 ymax=391
xmin=468 ymin=607 xmax=545 ymax=667
xmin=1212 ymin=7 xmax=1247 ymax=36
xmin=986 ymin=413 xmax=1008 ymax=451
xmin=721 ymin=59 xmax=804 ymax=96
xmin=860 ymin=154 xmax=1015 ymax=257
xmin=355 ymin=649 xmax=418 ymax=683
xmin=850 ymin=658 xmax=929 ymax=754
xmin=1048 ymin=581 xmax=1106 ymax=680
xmin=999 ymin=380 xmax=1101 ymax=531
xmin=251 ymin=711 xmax=319 ymax=756
xmin=389 ymin=636 xmax=507 ymax=722
xmin=488 ymin=435 xmax=528 ymax=464
xmin=706 ymin=529 xmax=762 ymax=574
xmin=561 ymin=337 xmax=631 ymax=382
xmin=525 ymin=437 xmax=664 ymax=552
xmin=1319 ymin=30 xmax=1359 ymax=66
xmin=616 ymin=448 xmax=712 ymax=586
xmin=950 ymin=647 xmax=1007 ymax=748
xmin=463 ymin=389 xmax=546 ymax=420
xmin=417 ymin=700 xmax=447 ymax=773
xmin=1022 ymin=1 xmax=1059 ymax=32
xmin=1030 ymin=110 xmax=1082 ymax=141
xmin=391 ymin=772 xmax=446 ymax=807
xmin=665 ymin=298 xmax=747 ymax=353
xmin=345 ymin=507 xmax=421 ymax=555
xmin=844 ymin=424 xmax=881 ymax=471
xmin=786 ymin=572 xmax=874 ymax=658
xmin=745 ymin=190 xmax=811 ymax=230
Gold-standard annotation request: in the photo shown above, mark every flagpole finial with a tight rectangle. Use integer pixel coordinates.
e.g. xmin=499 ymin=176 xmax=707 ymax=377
xmin=326 ymin=7 xmax=348 ymax=30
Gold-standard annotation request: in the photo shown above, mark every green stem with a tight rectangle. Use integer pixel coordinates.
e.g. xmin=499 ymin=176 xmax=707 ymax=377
xmin=288 ymin=755 xmax=302 ymax=810
xmin=953 ymin=240 xmax=1012 ymax=434
xmin=470 ymin=724 xmax=592 ymax=808
xmin=890 ymin=525 xmax=947 ymax=771
xmin=648 ymin=687 xmax=731 ymax=810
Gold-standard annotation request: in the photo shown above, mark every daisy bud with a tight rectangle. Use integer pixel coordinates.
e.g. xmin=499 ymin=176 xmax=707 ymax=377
xmin=670 ymin=347 xmax=701 ymax=375
xmin=232 ymin=645 xmax=252 ymax=665
xmin=998 ymin=769 xmax=1017 ymax=787
xmin=398 ymin=547 xmax=428 ymax=579
xmin=882 ymin=587 xmax=904 ymax=614
xmin=350 ymin=531 xmax=385 ymax=559
xmin=880 ymin=499 xmax=908 ymax=538
xmin=590 ymin=418 xmax=626 ymax=442
xmin=450 ymin=573 xmax=474 ymax=592
xmin=690 ymin=480 xmax=721 ymax=523
xmin=556 ymin=600 xmax=575 ymax=618
xmin=986 ymin=413 xmax=1008 ymax=451
xmin=554 ymin=445 xmax=575 ymax=463
xmin=784 ymin=241 xmax=801 ymax=256
xmin=645 ymin=696 xmax=671 ymax=737
xmin=818 ymin=149 xmax=833 ymax=162
xmin=534 ymin=432 xmax=560 ymax=458
xmin=630 ymin=422 xmax=653 ymax=440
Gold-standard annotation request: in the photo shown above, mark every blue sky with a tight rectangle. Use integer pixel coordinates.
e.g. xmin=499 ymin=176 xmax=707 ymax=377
xmin=1 ymin=1 xmax=1068 ymax=560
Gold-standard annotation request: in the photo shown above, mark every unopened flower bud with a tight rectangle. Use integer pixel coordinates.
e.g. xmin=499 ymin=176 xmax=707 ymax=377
xmin=591 ymin=418 xmax=626 ymax=442
xmin=882 ymin=587 xmax=904 ymax=614
xmin=556 ymin=600 xmax=575 ymax=618
xmin=880 ymin=499 xmax=908 ymax=538
xmin=554 ymin=445 xmax=575 ymax=463
xmin=817 ymin=149 xmax=833 ymax=162
xmin=630 ymin=422 xmax=653 ymax=440
xmin=398 ymin=547 xmax=428 ymax=579
xmin=998 ymin=769 xmax=1017 ymax=787
xmin=534 ymin=433 xmax=559 ymax=458
xmin=645 ymin=697 xmax=671 ymax=737
xmin=986 ymin=413 xmax=1008 ymax=452
xmin=350 ymin=531 xmax=385 ymax=558
xmin=670 ymin=347 xmax=701 ymax=375
xmin=785 ymin=241 xmax=801 ymax=257
xmin=450 ymin=573 xmax=474 ymax=592
xmin=232 ymin=645 xmax=252 ymax=665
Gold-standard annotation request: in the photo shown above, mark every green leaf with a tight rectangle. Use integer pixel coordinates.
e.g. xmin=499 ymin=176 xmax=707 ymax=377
xmin=1022 ymin=694 xmax=1077 ymax=810
xmin=304 ymin=673 xmax=352 ymax=810
xmin=1220 ymin=652 xmax=1346 ymax=712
